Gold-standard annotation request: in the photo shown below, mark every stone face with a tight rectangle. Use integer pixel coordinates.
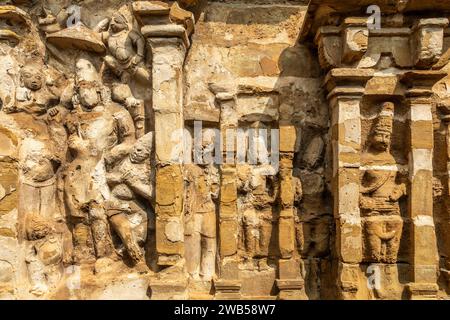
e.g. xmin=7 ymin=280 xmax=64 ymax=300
xmin=0 ymin=0 xmax=450 ymax=301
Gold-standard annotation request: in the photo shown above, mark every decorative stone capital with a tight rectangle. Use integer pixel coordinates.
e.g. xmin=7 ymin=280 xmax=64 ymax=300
xmin=324 ymin=68 xmax=374 ymax=101
xmin=134 ymin=1 xmax=195 ymax=49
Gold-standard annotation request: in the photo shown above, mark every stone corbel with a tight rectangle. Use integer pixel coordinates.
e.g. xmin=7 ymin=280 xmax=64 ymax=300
xmin=412 ymin=18 xmax=449 ymax=69
xmin=314 ymin=26 xmax=341 ymax=71
xmin=341 ymin=18 xmax=369 ymax=65
xmin=134 ymin=1 xmax=195 ymax=49
xmin=314 ymin=17 xmax=369 ymax=70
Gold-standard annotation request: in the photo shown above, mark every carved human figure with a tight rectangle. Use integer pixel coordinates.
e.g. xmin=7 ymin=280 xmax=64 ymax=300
xmin=184 ymin=163 xmax=219 ymax=280
xmin=63 ymin=59 xmax=136 ymax=263
xmin=111 ymin=84 xmax=146 ymax=139
xmin=15 ymin=64 xmax=59 ymax=116
xmin=19 ymin=139 xmax=61 ymax=219
xmin=96 ymin=9 xmax=150 ymax=84
xmin=238 ymin=165 xmax=279 ymax=258
xmin=360 ymin=102 xmax=406 ymax=263
xmin=25 ymin=213 xmax=63 ymax=297
xmin=105 ymin=132 xmax=154 ymax=265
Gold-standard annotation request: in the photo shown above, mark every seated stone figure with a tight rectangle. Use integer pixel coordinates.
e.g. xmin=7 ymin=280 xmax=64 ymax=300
xmin=360 ymin=102 xmax=406 ymax=264
xmin=105 ymin=132 xmax=154 ymax=265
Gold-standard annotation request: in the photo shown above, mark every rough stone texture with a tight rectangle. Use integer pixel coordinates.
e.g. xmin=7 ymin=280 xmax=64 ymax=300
xmin=1 ymin=0 xmax=450 ymax=300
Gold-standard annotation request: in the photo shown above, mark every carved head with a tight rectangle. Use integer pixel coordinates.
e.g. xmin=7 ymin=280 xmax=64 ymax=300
xmin=77 ymin=81 xmax=100 ymax=109
xmin=370 ymin=102 xmax=394 ymax=152
xmin=20 ymin=65 xmax=44 ymax=91
xmin=75 ymin=59 xmax=102 ymax=109
xmin=110 ymin=12 xmax=128 ymax=33
xmin=130 ymin=132 xmax=153 ymax=163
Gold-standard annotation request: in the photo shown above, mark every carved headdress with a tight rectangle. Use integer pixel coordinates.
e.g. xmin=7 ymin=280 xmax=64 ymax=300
xmin=111 ymin=5 xmax=134 ymax=30
xmin=373 ymin=102 xmax=394 ymax=135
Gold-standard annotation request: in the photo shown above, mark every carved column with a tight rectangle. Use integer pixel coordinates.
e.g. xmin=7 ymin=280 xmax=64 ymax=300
xmin=135 ymin=0 xmax=195 ymax=272
xmin=146 ymin=33 xmax=187 ymax=268
xmin=214 ymin=92 xmax=242 ymax=299
xmin=326 ymin=68 xmax=374 ymax=299
xmin=402 ymin=71 xmax=446 ymax=299
xmin=276 ymin=124 xmax=304 ymax=300
xmin=438 ymin=100 xmax=450 ymax=288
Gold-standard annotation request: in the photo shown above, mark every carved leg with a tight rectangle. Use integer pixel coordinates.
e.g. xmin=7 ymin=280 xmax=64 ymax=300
xmin=72 ymin=222 xmax=95 ymax=263
xmin=365 ymin=219 xmax=383 ymax=262
xmin=109 ymin=213 xmax=144 ymax=263
xmin=243 ymin=210 xmax=258 ymax=257
xmin=89 ymin=203 xmax=114 ymax=259
xmin=385 ymin=218 xmax=403 ymax=264
xmin=200 ymin=210 xmax=216 ymax=280
xmin=25 ymin=247 xmax=48 ymax=296
xmin=200 ymin=236 xmax=216 ymax=281
xmin=259 ymin=217 xmax=272 ymax=257
xmin=133 ymin=66 xmax=151 ymax=85
xmin=185 ymin=214 xmax=201 ymax=279
xmin=104 ymin=55 xmax=123 ymax=77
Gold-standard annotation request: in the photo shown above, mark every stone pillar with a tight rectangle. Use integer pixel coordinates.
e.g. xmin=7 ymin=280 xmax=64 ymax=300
xmin=326 ymin=68 xmax=374 ymax=299
xmin=143 ymin=27 xmax=189 ymax=268
xmin=438 ymin=102 xmax=450 ymax=288
xmin=142 ymin=23 xmax=191 ymax=299
xmin=214 ymin=92 xmax=242 ymax=299
xmin=402 ymin=71 xmax=446 ymax=299
xmin=276 ymin=124 xmax=304 ymax=300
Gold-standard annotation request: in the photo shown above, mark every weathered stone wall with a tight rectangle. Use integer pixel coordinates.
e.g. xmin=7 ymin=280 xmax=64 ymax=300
xmin=0 ymin=0 xmax=450 ymax=300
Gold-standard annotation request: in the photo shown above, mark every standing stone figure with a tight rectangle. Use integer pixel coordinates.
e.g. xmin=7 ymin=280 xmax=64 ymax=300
xmin=360 ymin=102 xmax=406 ymax=263
xmin=63 ymin=58 xmax=136 ymax=263
xmin=105 ymin=132 xmax=154 ymax=265
xmin=184 ymin=163 xmax=219 ymax=280
xmin=238 ymin=165 xmax=279 ymax=259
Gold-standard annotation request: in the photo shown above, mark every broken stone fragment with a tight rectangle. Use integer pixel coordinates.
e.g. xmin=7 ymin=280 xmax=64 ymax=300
xmin=46 ymin=25 xmax=106 ymax=53
xmin=132 ymin=1 xmax=171 ymax=16
xmin=0 ymin=5 xmax=30 ymax=25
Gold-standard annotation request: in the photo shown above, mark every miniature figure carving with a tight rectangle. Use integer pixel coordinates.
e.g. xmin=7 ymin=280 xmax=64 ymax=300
xmin=360 ymin=102 xmax=406 ymax=263
xmin=15 ymin=64 xmax=59 ymax=116
xmin=105 ymin=132 xmax=154 ymax=264
xmin=25 ymin=213 xmax=63 ymax=297
xmin=184 ymin=162 xmax=219 ymax=281
xmin=238 ymin=165 xmax=279 ymax=258
xmin=96 ymin=9 xmax=150 ymax=84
